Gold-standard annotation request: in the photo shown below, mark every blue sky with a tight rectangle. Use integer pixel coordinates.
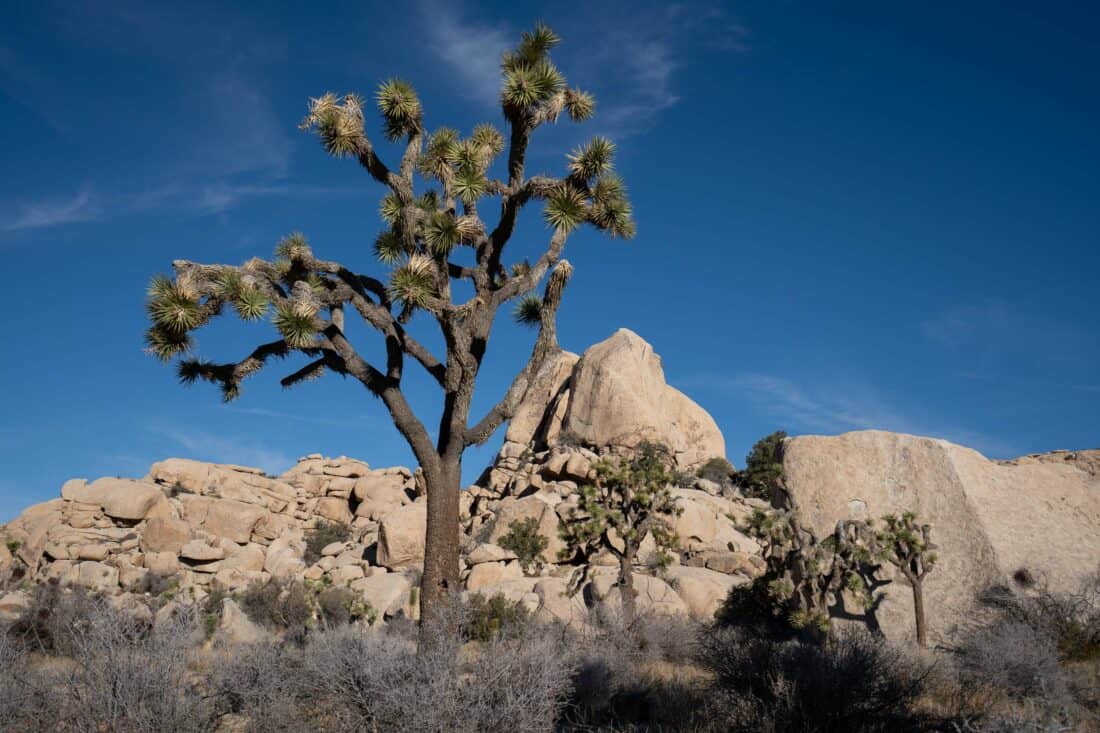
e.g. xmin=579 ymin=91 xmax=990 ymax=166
xmin=2 ymin=1 xmax=1098 ymax=521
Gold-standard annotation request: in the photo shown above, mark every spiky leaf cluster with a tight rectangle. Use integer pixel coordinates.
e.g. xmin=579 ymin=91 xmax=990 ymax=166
xmin=871 ymin=512 xmax=937 ymax=581
xmin=376 ymin=78 xmax=422 ymax=141
xmin=501 ymin=23 xmax=566 ymax=110
xmin=513 ymin=294 xmax=543 ymax=326
xmin=544 ymin=185 xmax=587 ymax=233
xmin=272 ymin=302 xmax=317 ymax=348
xmin=300 ymin=93 xmax=366 ymax=158
xmin=145 ymin=278 xmax=203 ymax=361
xmin=568 ymin=137 xmax=615 ymax=181
xmin=275 ymin=232 xmax=312 ymax=262
xmin=387 ymin=254 xmax=436 ymax=309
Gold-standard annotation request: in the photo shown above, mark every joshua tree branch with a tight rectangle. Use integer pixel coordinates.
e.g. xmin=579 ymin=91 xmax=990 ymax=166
xmin=464 ymin=260 xmax=573 ymax=446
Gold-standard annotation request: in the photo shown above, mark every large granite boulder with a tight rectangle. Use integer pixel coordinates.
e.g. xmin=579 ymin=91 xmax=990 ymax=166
xmin=561 ymin=329 xmax=725 ymax=468
xmin=782 ymin=430 xmax=1100 ymax=645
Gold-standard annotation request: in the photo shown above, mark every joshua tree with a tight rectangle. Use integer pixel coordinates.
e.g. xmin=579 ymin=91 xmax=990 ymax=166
xmin=142 ymin=24 xmax=634 ymax=632
xmin=871 ymin=512 xmax=937 ymax=647
xmin=742 ymin=508 xmax=875 ymax=639
xmin=558 ymin=442 xmax=683 ymax=626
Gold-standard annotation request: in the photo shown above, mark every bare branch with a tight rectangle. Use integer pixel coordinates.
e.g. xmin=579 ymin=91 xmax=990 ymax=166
xmin=465 ymin=259 xmax=574 ymax=446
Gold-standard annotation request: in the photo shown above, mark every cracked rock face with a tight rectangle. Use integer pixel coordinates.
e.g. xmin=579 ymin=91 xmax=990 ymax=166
xmin=782 ymin=430 xmax=1100 ymax=645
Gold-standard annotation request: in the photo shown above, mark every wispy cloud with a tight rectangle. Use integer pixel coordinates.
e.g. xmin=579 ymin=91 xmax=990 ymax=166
xmin=684 ymin=372 xmax=1017 ymax=458
xmin=419 ymin=1 xmax=511 ymax=107
xmin=150 ymin=426 xmax=293 ymax=475
xmin=1 ymin=182 xmax=367 ymax=233
xmin=3 ymin=190 xmax=100 ymax=231
xmin=416 ymin=2 xmax=746 ymax=135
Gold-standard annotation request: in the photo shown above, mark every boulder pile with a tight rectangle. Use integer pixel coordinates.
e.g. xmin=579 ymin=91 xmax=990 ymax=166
xmin=0 ymin=330 xmax=764 ymax=628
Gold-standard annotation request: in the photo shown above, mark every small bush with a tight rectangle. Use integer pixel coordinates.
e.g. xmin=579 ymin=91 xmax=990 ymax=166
xmin=699 ymin=628 xmax=932 ymax=732
xmin=240 ymin=578 xmax=314 ymax=636
xmin=304 ymin=519 xmax=351 ymax=565
xmin=697 ymin=456 xmax=736 ymax=485
xmin=8 ymin=583 xmax=116 ymax=654
xmin=735 ymin=430 xmax=786 ymax=499
xmin=316 ymin=585 xmax=376 ymax=626
xmin=463 ymin=592 xmax=529 ymax=642
xmin=956 ymin=620 xmax=1068 ymax=705
xmin=296 ymin=622 xmax=575 ymax=732
xmin=497 ymin=517 xmax=548 ymax=574
xmin=979 ymin=573 xmax=1100 ymax=662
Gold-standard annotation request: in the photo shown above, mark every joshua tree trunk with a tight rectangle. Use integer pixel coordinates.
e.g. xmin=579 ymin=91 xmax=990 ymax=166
xmin=910 ymin=575 xmax=927 ymax=647
xmin=419 ymin=458 xmax=462 ymax=635
xmin=618 ymin=549 xmax=637 ymax=628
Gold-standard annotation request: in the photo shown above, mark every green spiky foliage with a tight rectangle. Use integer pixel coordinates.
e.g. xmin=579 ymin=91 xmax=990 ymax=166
xmin=558 ymin=442 xmax=684 ymax=626
xmin=870 ymin=512 xmax=937 ymax=647
xmin=513 ymin=294 xmax=543 ymax=326
xmin=736 ymin=508 xmax=877 ymax=639
xmin=144 ymin=24 xmax=637 ymax=635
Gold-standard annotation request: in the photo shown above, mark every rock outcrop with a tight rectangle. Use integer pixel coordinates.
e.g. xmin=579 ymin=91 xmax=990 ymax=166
xmin=0 ymin=331 xmax=760 ymax=632
xmin=782 ymin=430 xmax=1100 ymax=645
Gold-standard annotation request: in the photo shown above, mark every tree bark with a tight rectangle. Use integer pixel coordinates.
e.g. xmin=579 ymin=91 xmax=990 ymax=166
xmin=911 ymin=578 xmax=927 ymax=648
xmin=418 ymin=456 xmax=462 ymax=643
xmin=617 ymin=552 xmax=637 ymax=629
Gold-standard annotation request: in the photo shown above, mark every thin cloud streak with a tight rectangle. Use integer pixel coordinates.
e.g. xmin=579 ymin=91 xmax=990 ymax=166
xmin=684 ymin=372 xmax=1018 ymax=458
xmin=3 ymin=190 xmax=99 ymax=231
xmin=150 ymin=426 xmax=293 ymax=475
xmin=419 ymin=1 xmax=510 ymax=107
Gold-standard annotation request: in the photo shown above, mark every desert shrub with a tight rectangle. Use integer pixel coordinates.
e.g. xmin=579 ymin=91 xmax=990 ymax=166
xmin=297 ymin=622 xmax=575 ymax=732
xmin=956 ymin=620 xmax=1068 ymax=705
xmin=699 ymin=628 xmax=931 ymax=732
xmin=240 ymin=578 xmax=314 ymax=637
xmin=978 ymin=573 xmax=1100 ymax=662
xmin=304 ymin=518 xmax=351 ymax=565
xmin=201 ymin=586 xmax=227 ymax=638
xmin=7 ymin=583 xmax=117 ymax=654
xmin=497 ymin=517 xmax=548 ymax=574
xmin=45 ymin=603 xmax=211 ymax=732
xmin=463 ymin=592 xmax=530 ymax=642
xmin=697 ymin=456 xmax=736 ymax=485
xmin=316 ymin=584 xmax=376 ymax=627
xmin=558 ymin=613 xmax=717 ymax=731
xmin=715 ymin=577 xmax=801 ymax=640
xmin=209 ymin=642 xmax=312 ymax=732
xmin=735 ymin=429 xmax=786 ymax=499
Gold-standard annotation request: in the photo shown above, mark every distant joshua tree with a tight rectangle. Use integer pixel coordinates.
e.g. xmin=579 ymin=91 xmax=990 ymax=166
xmin=870 ymin=512 xmax=937 ymax=647
xmin=558 ymin=442 xmax=682 ymax=626
xmin=141 ymin=24 xmax=634 ymax=634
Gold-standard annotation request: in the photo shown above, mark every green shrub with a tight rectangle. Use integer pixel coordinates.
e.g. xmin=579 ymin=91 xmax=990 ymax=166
xmin=697 ymin=456 xmax=735 ymax=485
xmin=304 ymin=519 xmax=352 ymax=565
xmin=498 ymin=517 xmax=548 ymax=574
xmin=202 ymin=586 xmax=228 ymax=638
xmin=4 ymin=539 xmax=19 ymax=554
xmin=317 ymin=585 xmax=376 ymax=627
xmin=736 ymin=430 xmax=786 ymax=499
xmin=240 ymin=579 xmax=314 ymax=636
xmin=463 ymin=592 xmax=529 ymax=642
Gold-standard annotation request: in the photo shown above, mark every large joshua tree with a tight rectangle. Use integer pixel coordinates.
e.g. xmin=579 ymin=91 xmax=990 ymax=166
xmin=142 ymin=24 xmax=634 ymax=630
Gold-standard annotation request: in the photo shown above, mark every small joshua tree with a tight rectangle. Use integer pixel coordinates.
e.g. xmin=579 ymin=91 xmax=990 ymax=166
xmin=498 ymin=517 xmax=548 ymax=575
xmin=140 ymin=24 xmax=634 ymax=633
xmin=871 ymin=512 xmax=937 ymax=647
xmin=742 ymin=508 xmax=875 ymax=639
xmin=558 ymin=442 xmax=683 ymax=626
